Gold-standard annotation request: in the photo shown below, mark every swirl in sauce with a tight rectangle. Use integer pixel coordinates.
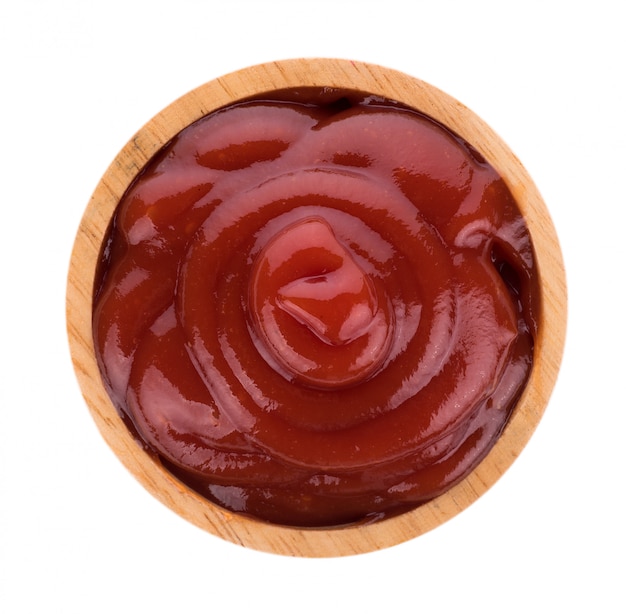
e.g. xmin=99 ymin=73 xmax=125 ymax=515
xmin=93 ymin=89 xmax=539 ymax=526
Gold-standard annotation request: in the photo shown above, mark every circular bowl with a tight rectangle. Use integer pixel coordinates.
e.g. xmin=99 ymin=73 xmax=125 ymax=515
xmin=66 ymin=58 xmax=567 ymax=557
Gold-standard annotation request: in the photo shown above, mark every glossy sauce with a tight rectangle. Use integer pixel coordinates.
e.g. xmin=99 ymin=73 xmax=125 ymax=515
xmin=93 ymin=89 xmax=539 ymax=526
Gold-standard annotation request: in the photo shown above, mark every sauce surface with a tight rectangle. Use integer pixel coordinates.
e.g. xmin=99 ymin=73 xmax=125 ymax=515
xmin=93 ymin=89 xmax=539 ymax=526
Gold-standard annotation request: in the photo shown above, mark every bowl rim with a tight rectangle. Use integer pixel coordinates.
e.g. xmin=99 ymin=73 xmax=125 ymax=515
xmin=66 ymin=57 xmax=567 ymax=557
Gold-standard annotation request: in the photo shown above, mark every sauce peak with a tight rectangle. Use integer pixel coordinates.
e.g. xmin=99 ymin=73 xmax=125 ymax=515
xmin=249 ymin=216 xmax=393 ymax=388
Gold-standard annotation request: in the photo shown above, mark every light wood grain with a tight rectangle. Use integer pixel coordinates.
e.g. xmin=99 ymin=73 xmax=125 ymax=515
xmin=66 ymin=58 xmax=567 ymax=557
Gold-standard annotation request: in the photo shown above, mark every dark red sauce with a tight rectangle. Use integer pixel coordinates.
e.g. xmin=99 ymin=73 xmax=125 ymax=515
xmin=93 ymin=89 xmax=539 ymax=527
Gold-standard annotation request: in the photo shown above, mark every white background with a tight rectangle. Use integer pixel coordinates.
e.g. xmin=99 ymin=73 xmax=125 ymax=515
xmin=2 ymin=1 xmax=624 ymax=612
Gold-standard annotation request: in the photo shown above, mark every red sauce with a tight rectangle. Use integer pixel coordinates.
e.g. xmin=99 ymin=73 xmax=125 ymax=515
xmin=93 ymin=89 xmax=539 ymax=527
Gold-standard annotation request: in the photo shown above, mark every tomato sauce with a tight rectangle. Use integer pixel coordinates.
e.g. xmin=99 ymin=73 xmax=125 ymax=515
xmin=93 ymin=89 xmax=539 ymax=526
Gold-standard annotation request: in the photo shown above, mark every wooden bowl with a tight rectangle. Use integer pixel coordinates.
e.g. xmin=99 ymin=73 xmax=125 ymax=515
xmin=66 ymin=58 xmax=567 ymax=557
